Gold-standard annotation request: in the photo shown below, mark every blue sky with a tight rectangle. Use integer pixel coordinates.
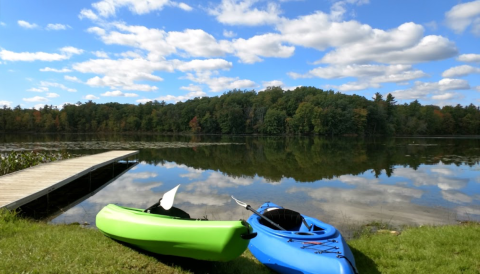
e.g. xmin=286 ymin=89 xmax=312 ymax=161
xmin=1 ymin=0 xmax=480 ymax=109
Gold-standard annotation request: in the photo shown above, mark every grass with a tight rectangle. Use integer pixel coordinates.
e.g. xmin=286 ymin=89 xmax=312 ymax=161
xmin=2 ymin=210 xmax=480 ymax=274
xmin=0 ymin=209 xmax=271 ymax=274
xmin=349 ymin=221 xmax=480 ymax=274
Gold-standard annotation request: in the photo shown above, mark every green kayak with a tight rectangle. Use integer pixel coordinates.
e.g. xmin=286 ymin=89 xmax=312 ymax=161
xmin=96 ymin=204 xmax=256 ymax=261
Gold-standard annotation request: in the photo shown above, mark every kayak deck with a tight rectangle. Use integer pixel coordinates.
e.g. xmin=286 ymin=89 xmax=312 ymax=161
xmin=96 ymin=204 xmax=254 ymax=261
xmin=247 ymin=202 xmax=357 ymax=274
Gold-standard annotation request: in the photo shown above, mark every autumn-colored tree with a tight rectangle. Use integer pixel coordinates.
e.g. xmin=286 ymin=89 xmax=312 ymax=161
xmin=189 ymin=116 xmax=201 ymax=133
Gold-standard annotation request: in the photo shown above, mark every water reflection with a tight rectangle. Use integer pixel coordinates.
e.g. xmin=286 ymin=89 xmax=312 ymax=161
xmin=51 ymin=160 xmax=480 ymax=233
xmin=3 ymin=134 xmax=478 ymax=232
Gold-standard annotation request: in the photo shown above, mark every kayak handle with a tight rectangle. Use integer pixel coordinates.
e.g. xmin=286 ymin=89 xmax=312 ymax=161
xmin=241 ymin=232 xmax=257 ymax=240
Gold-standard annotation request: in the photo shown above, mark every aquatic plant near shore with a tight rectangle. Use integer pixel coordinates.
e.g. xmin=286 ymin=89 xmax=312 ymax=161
xmin=0 ymin=151 xmax=75 ymax=176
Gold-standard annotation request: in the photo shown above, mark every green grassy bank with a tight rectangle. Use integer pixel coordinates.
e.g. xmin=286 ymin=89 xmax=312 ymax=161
xmin=1 ymin=210 xmax=479 ymax=274
xmin=348 ymin=221 xmax=480 ymax=273
xmin=0 ymin=210 xmax=269 ymax=274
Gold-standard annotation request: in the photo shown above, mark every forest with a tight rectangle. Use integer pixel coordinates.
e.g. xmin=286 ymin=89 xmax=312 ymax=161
xmin=1 ymin=86 xmax=479 ymax=135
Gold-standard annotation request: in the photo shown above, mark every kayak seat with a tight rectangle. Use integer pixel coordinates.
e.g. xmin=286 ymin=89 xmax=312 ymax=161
xmin=149 ymin=206 xmax=191 ymax=219
xmin=261 ymin=209 xmax=303 ymax=231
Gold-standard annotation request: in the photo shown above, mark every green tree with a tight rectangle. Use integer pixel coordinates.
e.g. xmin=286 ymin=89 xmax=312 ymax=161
xmin=292 ymin=102 xmax=314 ymax=134
xmin=263 ymin=108 xmax=286 ymax=135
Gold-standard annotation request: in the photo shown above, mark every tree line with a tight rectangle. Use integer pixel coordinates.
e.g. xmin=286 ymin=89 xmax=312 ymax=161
xmin=138 ymin=137 xmax=480 ymax=182
xmin=1 ymin=86 xmax=479 ymax=135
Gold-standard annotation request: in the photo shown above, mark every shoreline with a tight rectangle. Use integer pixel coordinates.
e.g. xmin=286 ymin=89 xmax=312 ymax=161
xmin=1 ymin=210 xmax=479 ymax=274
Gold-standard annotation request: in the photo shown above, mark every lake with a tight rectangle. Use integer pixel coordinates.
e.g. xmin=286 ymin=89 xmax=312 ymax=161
xmin=2 ymin=134 xmax=480 ymax=236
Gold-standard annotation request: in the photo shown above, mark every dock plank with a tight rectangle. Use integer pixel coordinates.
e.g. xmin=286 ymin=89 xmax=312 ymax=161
xmin=0 ymin=150 xmax=138 ymax=209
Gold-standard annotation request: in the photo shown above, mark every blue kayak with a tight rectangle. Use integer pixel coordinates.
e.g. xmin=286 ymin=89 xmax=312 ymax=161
xmin=247 ymin=202 xmax=357 ymax=274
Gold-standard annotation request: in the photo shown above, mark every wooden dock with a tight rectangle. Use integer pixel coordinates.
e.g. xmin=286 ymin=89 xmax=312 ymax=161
xmin=0 ymin=150 xmax=138 ymax=210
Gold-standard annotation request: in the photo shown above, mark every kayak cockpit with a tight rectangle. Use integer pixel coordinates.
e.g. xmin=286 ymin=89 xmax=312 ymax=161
xmin=143 ymin=198 xmax=207 ymax=220
xmin=254 ymin=206 xmax=337 ymax=239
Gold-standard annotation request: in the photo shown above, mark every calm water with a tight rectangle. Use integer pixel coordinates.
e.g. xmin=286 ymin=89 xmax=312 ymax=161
xmin=2 ymin=134 xmax=480 ymax=233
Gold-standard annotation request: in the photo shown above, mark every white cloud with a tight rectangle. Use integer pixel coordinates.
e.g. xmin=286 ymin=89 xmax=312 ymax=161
xmin=271 ymin=14 xmax=456 ymax=66
xmin=291 ymin=64 xmax=427 ymax=92
xmin=40 ymin=81 xmax=77 ymax=92
xmin=330 ymin=0 xmax=369 ymax=21
xmin=85 ymin=95 xmax=100 ymax=100
xmin=328 ymin=81 xmax=380 ymax=92
xmin=101 ymin=90 xmax=123 ymax=97
xmin=476 ymin=86 xmax=480 ymax=92
xmin=438 ymin=78 xmax=471 ymax=90
xmin=0 ymin=100 xmax=12 ymax=107
xmin=232 ymin=33 xmax=294 ymax=63
xmin=87 ymin=26 xmax=106 ymax=36
xmin=92 ymin=51 xmax=109 ymax=58
xmin=79 ymin=9 xmax=99 ymax=20
xmin=46 ymin=23 xmax=69 ymax=30
xmin=0 ymin=47 xmax=82 ymax=62
xmin=185 ymin=71 xmax=256 ymax=92
xmin=290 ymin=64 xmax=427 ymax=83
xmin=473 ymin=17 xmax=480 ymax=35
xmin=391 ymin=78 xmax=470 ymax=100
xmin=118 ymin=51 xmax=143 ymax=58
xmin=17 ymin=20 xmax=38 ymax=29
xmin=180 ymin=84 xmax=203 ymax=93
xmin=23 ymin=96 xmax=48 ymax=102
xmin=60 ymin=47 xmax=84 ymax=55
xmin=319 ymin=30 xmax=458 ymax=65
xmin=40 ymin=67 xmax=72 ymax=73
xmin=73 ymin=58 xmax=170 ymax=91
xmin=174 ymin=2 xmax=193 ymax=11
xmin=262 ymin=80 xmax=284 ymax=88
xmin=175 ymin=59 xmax=232 ymax=72
xmin=259 ymin=80 xmax=299 ymax=92
xmin=431 ymin=93 xmax=456 ymax=100
xmin=64 ymin=75 xmax=83 ymax=83
xmin=442 ymin=65 xmax=480 ymax=78
xmin=278 ymin=11 xmax=371 ymax=51
xmin=46 ymin=93 xmax=60 ymax=98
xmin=27 ymin=87 xmax=48 ymax=92
xmin=153 ymin=91 xmax=207 ymax=103
xmin=166 ymin=29 xmax=232 ymax=58
xmin=33 ymin=104 xmax=47 ymax=110
xmin=424 ymin=21 xmax=438 ymax=31
xmin=89 ymin=0 xmax=189 ymax=18
xmin=208 ymin=0 xmax=283 ymax=26
xmin=0 ymin=22 xmax=6 ymax=27
xmin=90 ymin=22 xmax=292 ymax=63
xmin=86 ymin=76 xmax=159 ymax=91
xmin=88 ymin=24 xmax=175 ymax=59
xmin=223 ymin=30 xmax=237 ymax=38
xmin=0 ymin=49 xmax=68 ymax=62
xmin=457 ymin=54 xmax=480 ymax=63
xmin=101 ymin=90 xmax=138 ymax=97
xmin=445 ymin=0 xmax=480 ymax=35
xmin=137 ymin=99 xmax=153 ymax=104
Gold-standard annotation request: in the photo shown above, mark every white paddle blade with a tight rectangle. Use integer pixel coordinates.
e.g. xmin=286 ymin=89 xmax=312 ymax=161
xmin=160 ymin=184 xmax=180 ymax=210
xmin=231 ymin=196 xmax=248 ymax=208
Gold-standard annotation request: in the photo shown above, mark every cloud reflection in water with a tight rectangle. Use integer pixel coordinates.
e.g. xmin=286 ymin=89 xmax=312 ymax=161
xmin=51 ymin=160 xmax=480 ymax=228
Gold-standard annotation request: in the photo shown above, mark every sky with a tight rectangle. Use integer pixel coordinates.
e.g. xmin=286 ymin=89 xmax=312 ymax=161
xmin=0 ymin=0 xmax=480 ymax=110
